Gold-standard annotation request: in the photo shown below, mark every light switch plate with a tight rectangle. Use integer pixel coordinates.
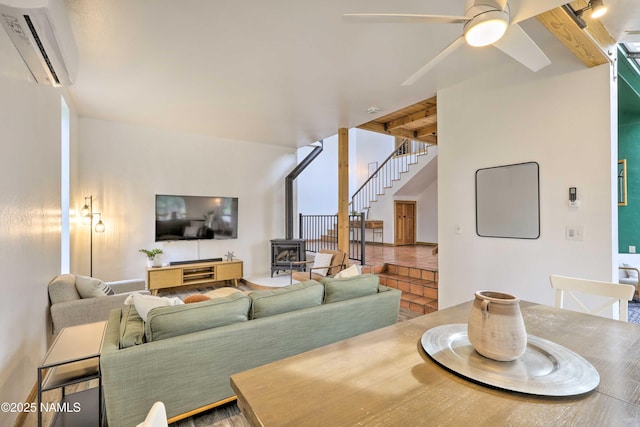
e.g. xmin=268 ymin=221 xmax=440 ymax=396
xmin=566 ymin=225 xmax=584 ymax=241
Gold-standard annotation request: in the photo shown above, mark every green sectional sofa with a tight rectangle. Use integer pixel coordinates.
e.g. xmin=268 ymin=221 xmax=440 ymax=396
xmin=100 ymin=274 xmax=401 ymax=426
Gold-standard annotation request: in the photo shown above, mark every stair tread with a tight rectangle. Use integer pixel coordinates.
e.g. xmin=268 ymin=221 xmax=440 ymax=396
xmin=351 ymin=142 xmax=430 ymax=212
xmin=402 ymin=295 xmax=437 ymax=305
xmin=379 ymin=275 xmax=437 ymax=288
xmin=376 ymin=261 xmax=438 ymax=316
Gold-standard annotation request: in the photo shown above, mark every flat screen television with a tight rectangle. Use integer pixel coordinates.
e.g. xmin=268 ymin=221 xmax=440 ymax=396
xmin=155 ymin=194 xmax=238 ymax=241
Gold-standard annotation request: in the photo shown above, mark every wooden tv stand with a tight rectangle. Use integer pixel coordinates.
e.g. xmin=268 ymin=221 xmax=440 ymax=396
xmin=147 ymin=260 xmax=243 ymax=295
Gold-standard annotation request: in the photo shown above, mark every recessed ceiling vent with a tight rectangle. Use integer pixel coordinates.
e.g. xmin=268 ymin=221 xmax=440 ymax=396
xmin=0 ymin=0 xmax=78 ymax=86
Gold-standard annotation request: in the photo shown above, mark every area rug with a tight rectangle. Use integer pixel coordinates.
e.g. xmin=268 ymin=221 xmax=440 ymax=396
xmin=628 ymin=301 xmax=640 ymax=324
xmin=242 ymin=272 xmax=295 ymax=288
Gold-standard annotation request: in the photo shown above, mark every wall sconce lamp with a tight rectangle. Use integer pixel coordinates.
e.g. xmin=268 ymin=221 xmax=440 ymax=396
xmin=81 ymin=195 xmax=105 ymax=276
xmin=562 ymin=0 xmax=608 ymax=29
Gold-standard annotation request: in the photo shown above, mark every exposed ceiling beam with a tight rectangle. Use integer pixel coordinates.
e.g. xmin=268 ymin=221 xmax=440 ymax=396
xmin=537 ymin=1 xmax=616 ymax=68
xmin=388 ymin=128 xmax=422 ymax=140
xmin=416 ymin=133 xmax=437 ymax=144
xmin=415 ymin=124 xmax=438 ymax=139
xmin=356 ymin=96 xmax=438 ymax=145
xmin=386 ymin=106 xmax=438 ymax=130
xmin=357 ymin=123 xmax=437 ymax=144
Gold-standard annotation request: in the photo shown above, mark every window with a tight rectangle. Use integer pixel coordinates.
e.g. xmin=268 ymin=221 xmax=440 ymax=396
xmin=621 ymin=43 xmax=640 ymax=73
xmin=61 ymin=96 xmax=70 ymax=273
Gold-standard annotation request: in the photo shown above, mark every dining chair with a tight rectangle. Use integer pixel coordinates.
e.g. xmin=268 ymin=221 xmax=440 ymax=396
xmin=550 ymin=274 xmax=635 ymax=322
xmin=136 ymin=401 xmax=168 ymax=427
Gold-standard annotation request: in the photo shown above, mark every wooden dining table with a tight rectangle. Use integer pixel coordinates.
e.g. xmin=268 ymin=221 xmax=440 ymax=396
xmin=230 ymin=301 xmax=640 ymax=426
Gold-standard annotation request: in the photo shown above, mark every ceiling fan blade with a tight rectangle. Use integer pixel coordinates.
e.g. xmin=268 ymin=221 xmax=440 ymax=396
xmin=492 ymin=0 xmax=508 ymax=11
xmin=492 ymin=24 xmax=550 ymax=72
xmin=402 ymin=36 xmax=466 ymax=86
xmin=509 ymin=0 xmax=569 ymax=24
xmin=343 ymin=13 xmax=469 ymax=25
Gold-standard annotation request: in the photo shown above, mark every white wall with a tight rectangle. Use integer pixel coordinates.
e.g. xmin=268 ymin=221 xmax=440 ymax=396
xmin=0 ymin=35 xmax=64 ymax=425
xmin=296 ymin=134 xmax=340 ymax=216
xmin=415 ymin=176 xmax=438 ymax=243
xmin=353 ymin=130 xmax=395 ymax=193
xmin=297 ymin=129 xmax=395 ymax=216
xmin=74 ymin=118 xmax=296 ymax=280
xmin=438 ymin=62 xmax=616 ymax=309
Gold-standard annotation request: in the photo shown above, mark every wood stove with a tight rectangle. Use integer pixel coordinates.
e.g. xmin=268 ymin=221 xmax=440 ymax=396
xmin=271 ymin=239 xmax=306 ymax=277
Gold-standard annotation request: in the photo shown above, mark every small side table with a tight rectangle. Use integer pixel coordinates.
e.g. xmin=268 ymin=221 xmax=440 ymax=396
xmin=37 ymin=321 xmax=107 ymax=427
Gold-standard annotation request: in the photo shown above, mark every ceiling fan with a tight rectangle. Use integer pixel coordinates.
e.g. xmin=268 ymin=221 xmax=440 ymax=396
xmin=345 ymin=0 xmax=569 ymax=86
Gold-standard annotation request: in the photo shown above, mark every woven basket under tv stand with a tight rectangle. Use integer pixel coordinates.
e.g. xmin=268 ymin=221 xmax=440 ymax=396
xmin=146 ymin=259 xmax=243 ymax=295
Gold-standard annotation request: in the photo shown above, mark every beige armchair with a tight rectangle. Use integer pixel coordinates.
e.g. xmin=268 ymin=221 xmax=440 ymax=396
xmin=291 ymin=249 xmax=348 ymax=282
xmin=48 ymin=274 xmax=148 ymax=334
xmin=619 ymin=265 xmax=640 ymax=301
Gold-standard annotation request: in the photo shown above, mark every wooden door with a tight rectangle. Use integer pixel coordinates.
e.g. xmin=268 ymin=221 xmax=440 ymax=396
xmin=394 ymin=201 xmax=416 ymax=246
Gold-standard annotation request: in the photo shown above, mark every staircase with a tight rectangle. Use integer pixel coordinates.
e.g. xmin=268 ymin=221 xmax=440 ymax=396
xmin=299 ymin=139 xmax=434 ymax=265
xmin=351 ymin=139 xmax=432 ymax=214
xmin=370 ymin=263 xmax=438 ymax=315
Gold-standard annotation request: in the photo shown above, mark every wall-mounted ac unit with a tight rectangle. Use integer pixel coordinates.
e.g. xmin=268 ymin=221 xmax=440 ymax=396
xmin=0 ymin=0 xmax=78 ymax=87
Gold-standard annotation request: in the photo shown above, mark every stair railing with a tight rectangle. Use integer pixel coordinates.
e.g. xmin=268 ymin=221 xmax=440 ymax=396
xmin=351 ymin=139 xmax=431 ymax=213
xmin=298 ymin=139 xmax=430 ymax=265
xmin=299 ymin=213 xmax=366 ymax=263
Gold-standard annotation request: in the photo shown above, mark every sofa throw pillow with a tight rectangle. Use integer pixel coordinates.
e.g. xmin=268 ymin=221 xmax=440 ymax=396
xmin=48 ymin=274 xmax=81 ymax=304
xmin=320 ymin=273 xmax=379 ymax=304
xmin=183 ymin=294 xmax=211 ymax=304
xmin=204 ymin=287 xmax=244 ymax=299
xmin=145 ymin=292 xmax=250 ymax=342
xmin=124 ymin=293 xmax=184 ymax=322
xmin=249 ymin=280 xmax=324 ymax=319
xmin=624 ymin=263 xmax=639 ymax=279
xmin=311 ymin=252 xmax=334 ymax=277
xmin=119 ymin=304 xmax=145 ymax=348
xmin=334 ymin=264 xmax=359 ymax=279
xmin=75 ymin=275 xmax=115 ymax=298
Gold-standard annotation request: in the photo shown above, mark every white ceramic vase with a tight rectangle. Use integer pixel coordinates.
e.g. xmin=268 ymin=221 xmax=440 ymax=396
xmin=467 ymin=291 xmax=527 ymax=362
xmin=146 ymin=256 xmax=162 ymax=268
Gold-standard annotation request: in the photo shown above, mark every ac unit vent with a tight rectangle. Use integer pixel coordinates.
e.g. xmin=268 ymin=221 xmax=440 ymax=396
xmin=23 ymin=15 xmax=60 ymax=84
xmin=0 ymin=0 xmax=78 ymax=87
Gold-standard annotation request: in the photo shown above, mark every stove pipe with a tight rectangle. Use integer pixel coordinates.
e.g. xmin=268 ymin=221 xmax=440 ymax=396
xmin=285 ymin=141 xmax=323 ymax=239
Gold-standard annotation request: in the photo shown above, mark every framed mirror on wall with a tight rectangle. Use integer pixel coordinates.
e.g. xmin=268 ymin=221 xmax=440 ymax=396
xmin=476 ymin=162 xmax=540 ymax=239
xmin=619 ymin=159 xmax=628 ymax=206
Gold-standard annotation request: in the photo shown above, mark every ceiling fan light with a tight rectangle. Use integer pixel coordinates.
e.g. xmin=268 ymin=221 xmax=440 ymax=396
xmin=464 ymin=10 xmax=509 ymax=47
xmin=465 ymin=18 xmax=508 ymax=47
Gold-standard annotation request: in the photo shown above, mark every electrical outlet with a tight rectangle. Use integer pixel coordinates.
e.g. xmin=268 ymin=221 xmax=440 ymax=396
xmin=630 ymin=246 xmax=636 ymax=254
